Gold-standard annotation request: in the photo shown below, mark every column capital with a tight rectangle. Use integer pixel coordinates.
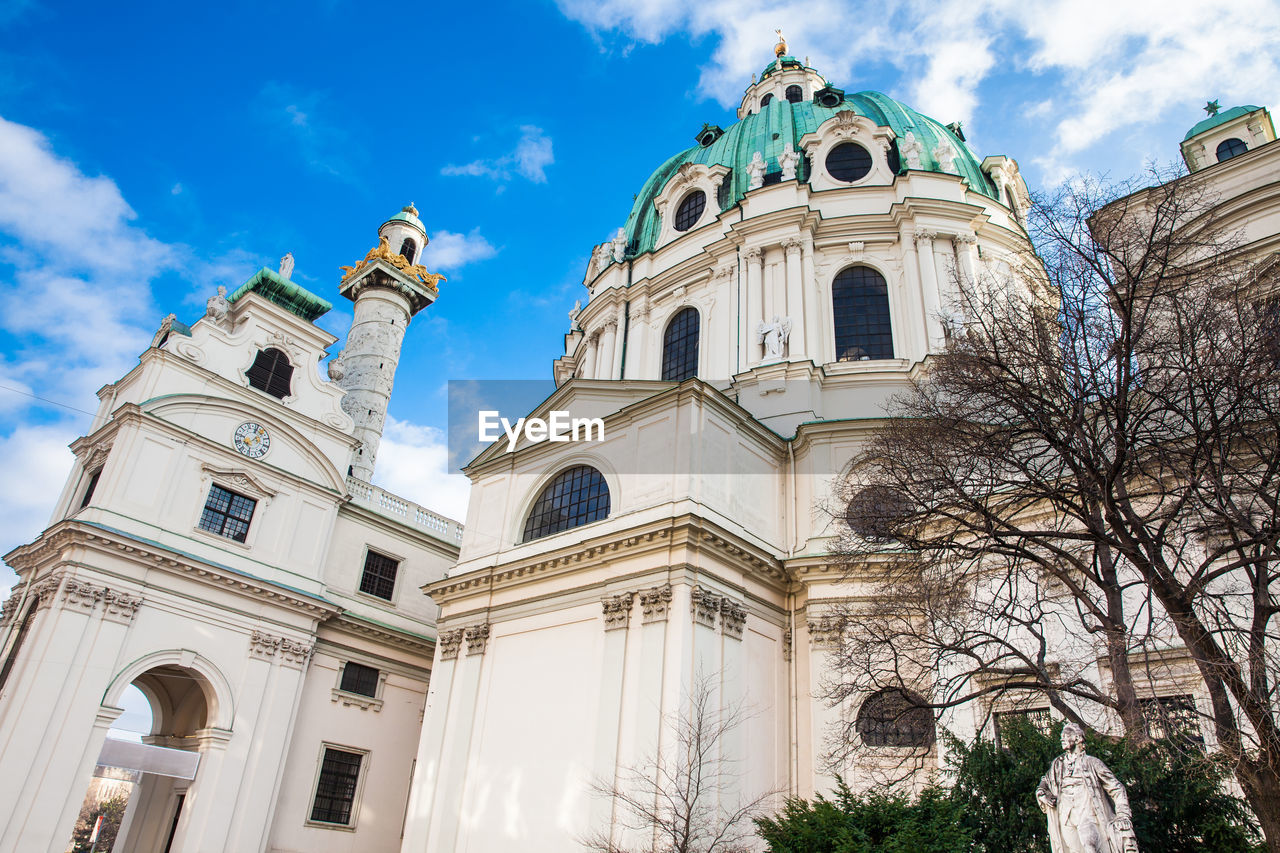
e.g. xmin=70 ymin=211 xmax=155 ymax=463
xmin=601 ymin=592 xmax=635 ymax=631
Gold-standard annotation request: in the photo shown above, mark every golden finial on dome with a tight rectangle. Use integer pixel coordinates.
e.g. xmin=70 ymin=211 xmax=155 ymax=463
xmin=774 ymin=29 xmax=787 ymax=57
xmin=403 ymin=202 xmax=419 ymax=216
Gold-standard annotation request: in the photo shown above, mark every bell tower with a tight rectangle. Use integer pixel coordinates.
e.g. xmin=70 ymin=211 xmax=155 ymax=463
xmin=333 ymin=204 xmax=445 ymax=481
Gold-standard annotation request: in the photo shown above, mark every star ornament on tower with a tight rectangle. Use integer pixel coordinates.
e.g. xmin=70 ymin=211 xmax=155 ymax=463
xmin=1205 ymin=99 xmax=1221 ymax=117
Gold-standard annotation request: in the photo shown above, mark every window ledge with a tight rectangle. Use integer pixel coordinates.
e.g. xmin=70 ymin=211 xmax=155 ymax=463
xmin=305 ymin=818 xmax=358 ymax=832
xmin=330 ymin=688 xmax=383 ymax=712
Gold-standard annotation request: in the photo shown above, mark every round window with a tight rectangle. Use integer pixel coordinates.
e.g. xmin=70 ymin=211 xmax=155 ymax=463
xmin=826 ymin=142 xmax=873 ymax=183
xmin=674 ymin=190 xmax=707 ymax=232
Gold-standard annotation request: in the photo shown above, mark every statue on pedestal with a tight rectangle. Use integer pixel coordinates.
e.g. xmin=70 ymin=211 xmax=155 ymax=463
xmin=756 ymin=315 xmax=792 ymax=360
xmin=1037 ymin=724 xmax=1139 ymax=853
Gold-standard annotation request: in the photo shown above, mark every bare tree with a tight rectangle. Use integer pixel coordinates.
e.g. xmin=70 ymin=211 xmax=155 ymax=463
xmin=583 ymin=676 xmax=777 ymax=853
xmin=828 ymin=171 xmax=1280 ymax=848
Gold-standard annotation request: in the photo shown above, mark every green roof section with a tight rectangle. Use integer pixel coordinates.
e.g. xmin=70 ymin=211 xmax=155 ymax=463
xmin=382 ymin=203 xmax=426 ymax=235
xmin=1183 ymin=105 xmax=1261 ymax=141
xmin=621 ymin=90 xmax=999 ymax=258
xmin=228 ymin=267 xmax=332 ymax=322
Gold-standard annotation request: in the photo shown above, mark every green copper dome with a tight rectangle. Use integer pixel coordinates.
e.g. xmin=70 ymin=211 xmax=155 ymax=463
xmin=382 ymin=203 xmax=426 ymax=236
xmin=1183 ymin=105 xmax=1261 ymax=141
xmin=621 ymin=91 xmax=997 ymax=258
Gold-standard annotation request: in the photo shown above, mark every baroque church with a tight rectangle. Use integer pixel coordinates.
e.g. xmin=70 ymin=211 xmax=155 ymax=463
xmin=2 ymin=37 xmax=1278 ymax=853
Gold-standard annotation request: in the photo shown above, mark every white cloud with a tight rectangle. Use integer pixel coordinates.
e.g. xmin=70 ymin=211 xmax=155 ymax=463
xmin=371 ymin=416 xmax=471 ymax=523
xmin=0 ymin=421 xmax=80 ymax=591
xmin=556 ymin=0 xmax=1280 ymax=168
xmin=442 ymin=125 xmax=555 ymax=184
xmin=421 ymin=228 xmax=499 ymax=270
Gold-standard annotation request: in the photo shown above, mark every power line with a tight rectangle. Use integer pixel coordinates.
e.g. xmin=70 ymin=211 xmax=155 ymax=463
xmin=0 ymin=382 xmax=97 ymax=418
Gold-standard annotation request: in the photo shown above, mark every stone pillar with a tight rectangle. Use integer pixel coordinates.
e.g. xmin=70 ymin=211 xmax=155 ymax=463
xmin=744 ymin=248 xmax=764 ymax=366
xmin=952 ymin=234 xmax=979 ymax=324
xmin=338 ymin=287 xmax=413 ymax=482
xmin=583 ymin=331 xmax=600 ymax=379
xmin=783 ymin=239 xmax=805 ymax=359
xmin=611 ymin=303 xmax=628 ymax=379
xmin=802 ymin=240 xmax=821 ymax=364
xmin=914 ymin=229 xmax=944 ymax=352
xmin=598 ymin=320 xmax=618 ymax=380
xmin=591 ymin=593 xmax=634 ymax=841
xmin=402 ymin=629 xmax=463 ymax=852
xmin=424 ymin=624 xmax=489 ymax=853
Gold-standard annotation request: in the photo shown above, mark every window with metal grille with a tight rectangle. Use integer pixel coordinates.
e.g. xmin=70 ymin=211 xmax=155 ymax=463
xmin=310 ymin=747 xmax=364 ymax=825
xmin=399 ymin=238 xmax=417 ymax=264
xmin=1142 ymin=695 xmax=1204 ymax=749
xmin=523 ymin=466 xmax=610 ymax=542
xmin=661 ymin=307 xmax=700 ymax=381
xmin=79 ymin=468 xmax=102 ymax=510
xmin=197 ymin=484 xmax=256 ymax=543
xmin=359 ymin=550 xmax=399 ymax=600
xmin=340 ymin=662 xmax=380 ymax=698
xmin=760 ymin=93 xmax=773 ymax=108
xmin=825 ymin=142 xmax=873 ymax=182
xmin=246 ymin=347 xmax=294 ymax=399
xmin=785 ymin=85 xmax=803 ymax=103
xmin=1216 ymin=137 xmax=1248 ymax=162
xmin=994 ymin=708 xmax=1052 ymax=748
xmin=833 ymin=266 xmax=893 ymax=361
xmin=674 ymin=191 xmax=706 ymax=232
xmin=857 ymin=688 xmax=935 ymax=748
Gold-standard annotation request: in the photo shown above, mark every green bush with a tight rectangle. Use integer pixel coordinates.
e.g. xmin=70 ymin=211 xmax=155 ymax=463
xmin=758 ymin=718 xmax=1261 ymax=853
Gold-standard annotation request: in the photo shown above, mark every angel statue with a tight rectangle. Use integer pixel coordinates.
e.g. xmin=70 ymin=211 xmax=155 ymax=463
xmin=1037 ymin=724 xmax=1139 ymax=853
xmin=756 ymin=315 xmax=792 ymax=360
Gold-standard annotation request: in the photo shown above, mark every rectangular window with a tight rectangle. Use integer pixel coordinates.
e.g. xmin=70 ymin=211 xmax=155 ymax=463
xmin=994 ymin=708 xmax=1052 ymax=748
xmin=79 ymin=469 xmax=102 ymax=510
xmin=1142 ymin=695 xmax=1204 ymax=749
xmin=198 ymin=484 xmax=257 ymax=543
xmin=310 ymin=747 xmax=364 ymax=825
xmin=339 ymin=662 xmax=380 ymax=698
xmin=359 ymin=550 xmax=399 ymax=600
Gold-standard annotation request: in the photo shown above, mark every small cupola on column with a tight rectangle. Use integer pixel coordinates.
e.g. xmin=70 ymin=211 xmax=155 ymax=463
xmin=379 ymin=203 xmax=428 ymax=265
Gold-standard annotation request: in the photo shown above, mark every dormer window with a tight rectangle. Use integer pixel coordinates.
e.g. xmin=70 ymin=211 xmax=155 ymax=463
xmin=399 ymin=238 xmax=417 ymax=264
xmin=247 ymin=347 xmax=294 ymax=399
xmin=761 ymin=94 xmax=774 ymax=108
xmin=1216 ymin=137 xmax=1248 ymax=162
xmin=785 ymin=85 xmax=803 ymax=103
xmin=826 ymin=143 xmax=873 ymax=183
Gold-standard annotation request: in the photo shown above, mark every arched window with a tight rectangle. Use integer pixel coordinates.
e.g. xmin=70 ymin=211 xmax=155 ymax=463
xmin=846 ymin=485 xmax=912 ymax=542
xmin=857 ymin=688 xmax=935 ymax=747
xmin=1216 ymin=137 xmax=1248 ymax=162
xmin=662 ymin=307 xmax=700 ymax=381
xmin=760 ymin=93 xmax=774 ymax=108
xmin=522 ymin=466 xmax=610 ymax=542
xmin=674 ymin=191 xmax=706 ymax=232
xmin=832 ymin=267 xmax=893 ymax=361
xmin=399 ymin=238 xmax=417 ymax=264
xmin=785 ymin=85 xmax=803 ymax=103
xmin=246 ymin=347 xmax=294 ymax=398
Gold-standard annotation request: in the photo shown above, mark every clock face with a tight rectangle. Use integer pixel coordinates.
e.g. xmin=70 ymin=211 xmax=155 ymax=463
xmin=233 ymin=422 xmax=271 ymax=459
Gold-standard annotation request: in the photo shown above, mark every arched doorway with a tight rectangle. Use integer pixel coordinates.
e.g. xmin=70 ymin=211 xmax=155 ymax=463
xmin=68 ymin=661 xmax=224 ymax=853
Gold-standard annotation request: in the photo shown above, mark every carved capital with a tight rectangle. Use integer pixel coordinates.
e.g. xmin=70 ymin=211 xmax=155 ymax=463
xmin=808 ymin=615 xmax=844 ymax=649
xmin=782 ymin=238 xmax=803 ymax=256
xmin=953 ymin=233 xmax=978 ymax=246
xmin=914 ymin=229 xmax=937 ymax=246
xmin=464 ymin=623 xmax=491 ymax=656
xmin=21 ymin=572 xmax=142 ymax=625
xmin=848 ymin=240 xmax=865 ymax=260
xmin=783 ymin=627 xmax=793 ymax=661
xmin=714 ymin=263 xmax=736 ymax=280
xmin=438 ymin=628 xmax=465 ymax=661
xmin=279 ymin=638 xmax=314 ymax=668
xmin=602 ymin=592 xmax=635 ymax=631
xmin=720 ymin=597 xmax=747 ymax=640
xmin=639 ymin=584 xmax=673 ymax=624
xmin=691 ymin=586 xmax=722 ymax=628
xmin=743 ymin=247 xmax=764 ymax=263
xmin=249 ymin=630 xmax=281 ymax=661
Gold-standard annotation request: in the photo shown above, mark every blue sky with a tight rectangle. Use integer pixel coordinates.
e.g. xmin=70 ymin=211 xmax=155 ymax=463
xmin=2 ymin=0 xmax=1280 ymax=579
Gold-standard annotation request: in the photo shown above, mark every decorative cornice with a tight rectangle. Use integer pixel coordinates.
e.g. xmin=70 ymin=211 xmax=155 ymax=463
xmin=198 ymin=464 xmax=278 ymax=499
xmin=640 ymin=584 xmax=673 ymax=624
xmin=808 ymin=615 xmax=844 ymax=649
xmin=2 ymin=571 xmax=142 ymax=626
xmin=438 ymin=628 xmax=465 ymax=661
xmin=464 ymin=623 xmax=490 ymax=656
xmin=601 ymin=592 xmax=635 ymax=631
xmin=329 ymin=613 xmax=434 ymax=656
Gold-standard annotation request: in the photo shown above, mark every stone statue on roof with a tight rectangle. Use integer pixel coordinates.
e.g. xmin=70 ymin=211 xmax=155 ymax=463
xmin=779 ymin=142 xmax=800 ymax=181
xmin=611 ymin=228 xmax=627 ymax=263
xmin=900 ymin=132 xmax=925 ymax=170
xmin=279 ymin=252 xmax=295 ymax=280
xmin=748 ymin=151 xmax=767 ymax=189
xmin=205 ymin=285 xmax=229 ymax=325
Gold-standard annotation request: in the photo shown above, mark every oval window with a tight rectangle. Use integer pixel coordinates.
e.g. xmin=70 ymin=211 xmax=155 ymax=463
xmin=826 ymin=142 xmax=873 ymax=183
xmin=674 ymin=190 xmax=707 ymax=232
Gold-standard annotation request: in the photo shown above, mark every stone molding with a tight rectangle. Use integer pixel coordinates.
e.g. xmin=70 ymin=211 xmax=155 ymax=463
xmin=330 ymin=688 xmax=383 ymax=712
xmin=248 ymin=630 xmax=313 ymax=668
xmin=639 ymin=584 xmax=673 ymax=624
xmin=464 ymin=623 xmax=491 ymax=656
xmin=438 ymin=628 xmax=465 ymax=661
xmin=601 ymin=592 xmax=635 ymax=631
